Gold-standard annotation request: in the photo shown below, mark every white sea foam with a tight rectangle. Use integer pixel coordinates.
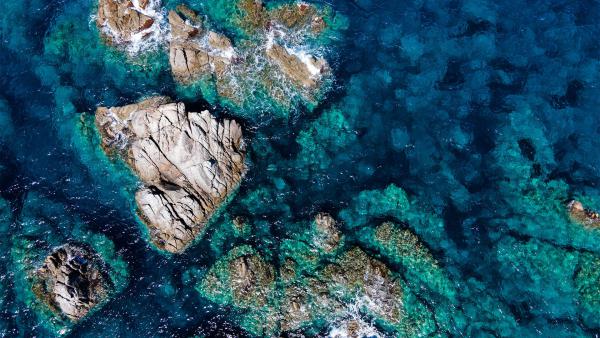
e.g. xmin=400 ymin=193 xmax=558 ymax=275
xmin=326 ymin=298 xmax=385 ymax=338
xmin=95 ymin=0 xmax=168 ymax=56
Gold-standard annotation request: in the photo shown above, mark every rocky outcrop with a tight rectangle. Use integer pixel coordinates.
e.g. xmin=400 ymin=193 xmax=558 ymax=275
xmin=95 ymin=0 xmax=338 ymax=110
xmin=168 ymin=8 xmax=235 ymax=84
xmin=32 ymin=244 xmax=109 ymax=321
xmin=568 ymin=200 xmax=600 ymax=227
xmin=199 ymin=245 xmax=411 ymax=335
xmin=164 ymin=2 xmax=331 ymax=107
xmin=312 ymin=212 xmax=341 ymax=253
xmin=96 ymin=0 xmax=159 ymax=46
xmin=266 ymin=43 xmax=328 ymax=89
xmin=322 ymin=247 xmax=404 ymax=324
xmin=95 ymin=97 xmax=246 ymax=253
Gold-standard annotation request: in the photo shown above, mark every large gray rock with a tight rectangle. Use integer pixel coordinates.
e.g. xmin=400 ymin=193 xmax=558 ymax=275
xmin=33 ymin=244 xmax=109 ymax=321
xmin=95 ymin=97 xmax=246 ymax=253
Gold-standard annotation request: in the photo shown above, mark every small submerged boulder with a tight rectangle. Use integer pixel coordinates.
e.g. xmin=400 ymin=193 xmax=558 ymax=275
xmin=95 ymin=97 xmax=247 ymax=253
xmin=312 ymin=212 xmax=342 ymax=253
xmin=32 ymin=244 xmax=110 ymax=321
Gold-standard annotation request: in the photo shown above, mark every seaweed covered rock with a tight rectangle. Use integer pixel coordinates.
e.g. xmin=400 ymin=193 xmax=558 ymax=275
xmin=278 ymin=213 xmax=343 ymax=282
xmin=32 ymin=244 xmax=110 ymax=321
xmin=321 ymin=247 xmax=403 ymax=324
xmin=200 ymin=245 xmax=275 ymax=308
xmin=95 ymin=97 xmax=247 ymax=253
xmin=370 ymin=222 xmax=456 ymax=300
xmin=198 ymin=245 xmax=279 ymax=335
xmin=96 ymin=0 xmax=163 ymax=50
xmin=196 ymin=244 xmax=435 ymax=336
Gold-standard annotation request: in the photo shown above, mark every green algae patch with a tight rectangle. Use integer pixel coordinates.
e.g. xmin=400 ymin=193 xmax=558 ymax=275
xmin=9 ymin=192 xmax=129 ymax=336
xmin=339 ymin=184 xmax=410 ymax=228
xmin=295 ymin=107 xmax=359 ymax=178
xmin=575 ymin=253 xmax=600 ymax=329
xmin=367 ymin=222 xmax=456 ymax=300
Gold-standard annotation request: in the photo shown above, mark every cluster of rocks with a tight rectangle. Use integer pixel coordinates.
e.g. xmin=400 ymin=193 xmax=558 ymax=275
xmin=96 ymin=0 xmax=165 ymax=52
xmin=197 ymin=215 xmax=434 ymax=336
xmin=32 ymin=244 xmax=110 ymax=322
xmin=168 ymin=7 xmax=236 ymax=84
xmin=96 ymin=0 xmax=334 ymax=108
xmin=95 ymin=97 xmax=247 ymax=253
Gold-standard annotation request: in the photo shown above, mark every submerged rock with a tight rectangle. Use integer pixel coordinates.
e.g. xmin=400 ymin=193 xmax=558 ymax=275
xmin=322 ymin=247 xmax=404 ymax=324
xmin=197 ymin=244 xmax=433 ymax=336
xmin=32 ymin=244 xmax=110 ymax=321
xmin=95 ymin=97 xmax=246 ymax=253
xmin=312 ymin=212 xmax=342 ymax=253
xmin=96 ymin=0 xmax=159 ymax=47
xmin=200 ymin=245 xmax=275 ymax=308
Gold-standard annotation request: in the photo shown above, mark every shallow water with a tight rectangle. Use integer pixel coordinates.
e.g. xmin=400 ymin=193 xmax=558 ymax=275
xmin=3 ymin=0 xmax=600 ymax=336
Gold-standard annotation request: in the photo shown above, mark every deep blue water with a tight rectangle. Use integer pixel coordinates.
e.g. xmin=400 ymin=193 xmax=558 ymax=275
xmin=3 ymin=0 xmax=600 ymax=336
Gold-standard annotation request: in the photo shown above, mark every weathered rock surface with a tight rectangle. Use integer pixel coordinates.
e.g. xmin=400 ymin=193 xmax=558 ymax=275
xmin=168 ymin=8 xmax=235 ymax=84
xmin=266 ymin=44 xmax=327 ymax=89
xmin=95 ymin=97 xmax=246 ymax=253
xmin=33 ymin=244 xmax=109 ymax=321
xmin=568 ymin=200 xmax=600 ymax=227
xmin=96 ymin=0 xmax=158 ymax=45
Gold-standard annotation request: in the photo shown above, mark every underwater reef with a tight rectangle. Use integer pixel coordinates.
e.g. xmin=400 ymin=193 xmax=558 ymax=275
xmin=4 ymin=0 xmax=600 ymax=336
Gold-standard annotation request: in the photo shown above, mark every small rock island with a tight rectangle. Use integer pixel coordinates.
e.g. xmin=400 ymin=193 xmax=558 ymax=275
xmin=95 ymin=97 xmax=246 ymax=253
xmin=32 ymin=244 xmax=110 ymax=321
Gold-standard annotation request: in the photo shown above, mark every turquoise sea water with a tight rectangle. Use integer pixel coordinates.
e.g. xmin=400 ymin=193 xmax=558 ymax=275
xmin=3 ymin=0 xmax=600 ymax=336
